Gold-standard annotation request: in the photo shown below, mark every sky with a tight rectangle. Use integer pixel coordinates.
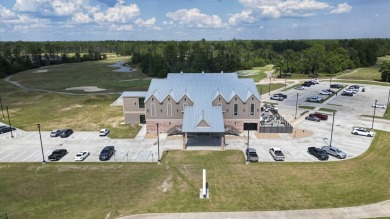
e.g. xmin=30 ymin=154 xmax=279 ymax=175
xmin=0 ymin=0 xmax=389 ymax=41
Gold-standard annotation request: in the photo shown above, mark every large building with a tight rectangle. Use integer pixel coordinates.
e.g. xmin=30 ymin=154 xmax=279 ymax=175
xmin=123 ymin=72 xmax=261 ymax=148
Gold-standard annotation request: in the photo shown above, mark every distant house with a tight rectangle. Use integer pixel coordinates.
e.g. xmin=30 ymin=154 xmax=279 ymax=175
xmin=123 ymin=72 xmax=261 ymax=149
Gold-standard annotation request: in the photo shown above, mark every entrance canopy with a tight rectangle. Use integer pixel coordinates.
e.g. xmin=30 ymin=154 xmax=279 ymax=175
xmin=182 ymin=106 xmax=225 ymax=133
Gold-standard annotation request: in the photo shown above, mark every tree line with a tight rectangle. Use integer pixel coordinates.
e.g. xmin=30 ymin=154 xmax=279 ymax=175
xmin=1 ymin=39 xmax=390 ymax=81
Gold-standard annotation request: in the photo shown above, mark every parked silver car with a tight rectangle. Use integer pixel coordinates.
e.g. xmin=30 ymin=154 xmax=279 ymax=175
xmin=321 ymin=146 xmax=346 ymax=159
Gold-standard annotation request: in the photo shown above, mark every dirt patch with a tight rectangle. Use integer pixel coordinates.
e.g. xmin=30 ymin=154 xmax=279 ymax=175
xmin=255 ymin=129 xmax=313 ymax=139
xmin=289 ymin=128 xmax=313 ymax=138
xmin=65 ymin=86 xmax=106 ymax=92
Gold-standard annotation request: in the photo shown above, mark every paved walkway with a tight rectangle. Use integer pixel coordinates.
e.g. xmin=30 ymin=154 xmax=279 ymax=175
xmin=119 ymin=200 xmax=390 ymax=219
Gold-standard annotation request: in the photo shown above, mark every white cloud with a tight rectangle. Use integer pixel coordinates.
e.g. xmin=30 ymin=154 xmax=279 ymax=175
xmin=110 ymin=24 xmax=133 ymax=31
xmin=134 ymin=17 xmax=160 ymax=29
xmin=166 ymin=8 xmax=225 ymax=28
xmin=51 ymin=0 xmax=81 ymax=16
xmin=103 ymin=3 xmax=140 ymax=23
xmin=13 ymin=0 xmax=50 ymax=12
xmin=230 ymin=0 xmax=331 ymax=25
xmin=0 ymin=5 xmax=17 ymax=19
xmin=229 ymin=10 xmax=256 ymax=25
xmin=330 ymin=3 xmax=352 ymax=14
xmin=72 ymin=12 xmax=91 ymax=23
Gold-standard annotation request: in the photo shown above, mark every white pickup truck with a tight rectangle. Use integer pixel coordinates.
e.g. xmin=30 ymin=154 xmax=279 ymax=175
xmin=269 ymin=147 xmax=285 ymax=161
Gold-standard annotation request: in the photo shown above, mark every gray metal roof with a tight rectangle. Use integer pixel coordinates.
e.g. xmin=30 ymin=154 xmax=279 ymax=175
xmin=144 ymin=72 xmax=260 ymax=133
xmin=123 ymin=91 xmax=148 ymax=98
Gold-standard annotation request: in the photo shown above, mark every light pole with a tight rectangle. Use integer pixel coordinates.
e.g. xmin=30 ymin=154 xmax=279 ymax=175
xmin=268 ymin=76 xmax=271 ymax=95
xmin=37 ymin=124 xmax=46 ymax=163
xmin=372 ymin=100 xmax=377 ymax=129
xmin=0 ymin=90 xmax=5 ymax=120
xmin=385 ymin=89 xmax=390 ymax=116
xmin=284 ymin=76 xmax=287 ymax=90
xmin=330 ymin=111 xmax=336 ymax=147
xmin=6 ymin=106 xmax=13 ymax=138
xmin=294 ymin=93 xmax=299 ymax=119
xmin=247 ymin=127 xmax=249 ymax=162
xmin=157 ymin=123 xmax=160 ymax=163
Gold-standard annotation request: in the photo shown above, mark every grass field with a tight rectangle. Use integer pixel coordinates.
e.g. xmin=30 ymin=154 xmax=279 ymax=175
xmin=238 ymin=65 xmax=271 ymax=82
xmin=1 ymin=131 xmax=390 ymax=219
xmin=0 ymin=80 xmax=140 ymax=137
xmin=9 ymin=56 xmax=151 ymax=93
xmin=256 ymin=83 xmax=286 ymax=95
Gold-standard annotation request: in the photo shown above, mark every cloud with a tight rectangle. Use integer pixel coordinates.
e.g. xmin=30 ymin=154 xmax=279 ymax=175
xmin=330 ymin=3 xmax=352 ymax=14
xmin=72 ymin=12 xmax=91 ymax=23
xmin=134 ymin=17 xmax=160 ymax=29
xmin=98 ymin=3 xmax=140 ymax=23
xmin=166 ymin=8 xmax=225 ymax=28
xmin=230 ymin=0 xmax=331 ymax=25
xmin=13 ymin=0 xmax=50 ymax=12
xmin=0 ymin=5 xmax=17 ymax=19
xmin=110 ymin=24 xmax=133 ymax=31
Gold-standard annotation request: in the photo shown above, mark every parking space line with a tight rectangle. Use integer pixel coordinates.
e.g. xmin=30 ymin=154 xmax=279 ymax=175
xmin=10 ymin=150 xmax=29 ymax=162
xmin=23 ymin=151 xmax=40 ymax=161
xmin=0 ymin=151 xmax=16 ymax=161
xmin=34 ymin=151 xmax=51 ymax=162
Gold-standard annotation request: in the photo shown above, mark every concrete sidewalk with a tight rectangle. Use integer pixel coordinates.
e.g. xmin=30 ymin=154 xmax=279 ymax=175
xmin=119 ymin=200 xmax=390 ymax=219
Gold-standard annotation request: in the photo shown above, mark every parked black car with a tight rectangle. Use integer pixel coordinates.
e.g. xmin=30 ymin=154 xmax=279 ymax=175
xmin=48 ymin=149 xmax=68 ymax=161
xmin=308 ymin=147 xmax=329 ymax=160
xmin=302 ymin=81 xmax=312 ymax=87
xmin=330 ymin=84 xmax=342 ymax=89
xmin=99 ymin=146 xmax=115 ymax=161
xmin=0 ymin=126 xmax=16 ymax=134
xmin=59 ymin=129 xmax=73 ymax=138
xmin=275 ymin=93 xmax=287 ymax=99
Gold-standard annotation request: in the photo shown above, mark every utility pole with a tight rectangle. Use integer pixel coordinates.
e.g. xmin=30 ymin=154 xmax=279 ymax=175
xmin=0 ymin=90 xmax=4 ymax=120
xmin=385 ymin=89 xmax=390 ymax=116
xmin=6 ymin=106 xmax=14 ymax=138
xmin=295 ymin=93 xmax=299 ymax=119
xmin=330 ymin=111 xmax=336 ymax=147
xmin=372 ymin=100 xmax=377 ymax=129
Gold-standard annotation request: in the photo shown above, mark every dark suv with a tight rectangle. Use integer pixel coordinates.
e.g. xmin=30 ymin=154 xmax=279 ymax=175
xmin=59 ymin=129 xmax=73 ymax=138
xmin=0 ymin=126 xmax=16 ymax=134
xmin=48 ymin=149 xmax=67 ymax=161
xmin=99 ymin=146 xmax=115 ymax=161
xmin=308 ymin=147 xmax=329 ymax=160
xmin=330 ymin=84 xmax=342 ymax=89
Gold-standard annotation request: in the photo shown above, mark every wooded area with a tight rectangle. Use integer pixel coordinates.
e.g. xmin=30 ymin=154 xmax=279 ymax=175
xmin=1 ymin=39 xmax=389 ymax=81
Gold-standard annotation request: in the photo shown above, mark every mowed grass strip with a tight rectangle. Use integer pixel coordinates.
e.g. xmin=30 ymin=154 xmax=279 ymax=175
xmin=256 ymin=83 xmax=285 ymax=95
xmin=1 ymin=131 xmax=390 ymax=219
xmin=0 ymin=80 xmax=140 ymax=137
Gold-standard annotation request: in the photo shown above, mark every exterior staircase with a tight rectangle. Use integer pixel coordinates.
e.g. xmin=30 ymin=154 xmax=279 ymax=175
xmin=167 ymin=125 xmax=182 ymax=136
xmin=225 ymin=125 xmax=240 ymax=136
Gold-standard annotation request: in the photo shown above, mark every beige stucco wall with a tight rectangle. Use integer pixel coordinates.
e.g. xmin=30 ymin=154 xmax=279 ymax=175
xmin=123 ymin=97 xmax=145 ymax=124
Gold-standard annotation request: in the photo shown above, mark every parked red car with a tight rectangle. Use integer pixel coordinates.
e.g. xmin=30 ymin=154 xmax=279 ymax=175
xmin=309 ymin=112 xmax=328 ymax=120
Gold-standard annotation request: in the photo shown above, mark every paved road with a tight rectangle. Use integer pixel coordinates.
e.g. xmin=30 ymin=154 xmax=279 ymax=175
xmin=119 ymin=200 xmax=390 ymax=219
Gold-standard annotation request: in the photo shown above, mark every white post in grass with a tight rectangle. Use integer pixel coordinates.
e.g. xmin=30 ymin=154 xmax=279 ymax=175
xmin=200 ymin=169 xmax=209 ymax=199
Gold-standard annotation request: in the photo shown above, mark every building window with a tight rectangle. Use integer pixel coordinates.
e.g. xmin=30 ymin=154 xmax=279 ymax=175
xmin=183 ymin=103 xmax=188 ymax=110
xmin=139 ymin=115 xmax=146 ymax=124
xmin=233 ymin=104 xmax=238 ymax=116
xmin=250 ymin=103 xmax=255 ymax=115
xmin=151 ymin=103 xmax=156 ymax=116
xmin=168 ymin=97 xmax=170 ymax=101
xmin=217 ymin=103 xmax=222 ymax=107
xmin=138 ymin=98 xmax=145 ymax=108
xmin=167 ymin=103 xmax=172 ymax=116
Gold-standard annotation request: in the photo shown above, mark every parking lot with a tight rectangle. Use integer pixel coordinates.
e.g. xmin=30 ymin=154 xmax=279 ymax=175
xmin=0 ymin=81 xmax=389 ymax=163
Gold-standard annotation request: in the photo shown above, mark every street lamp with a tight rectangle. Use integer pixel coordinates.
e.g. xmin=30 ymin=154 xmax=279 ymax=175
xmin=247 ymin=127 xmax=249 ymax=162
xmin=268 ymin=76 xmax=271 ymax=95
xmin=284 ymin=76 xmax=287 ymax=90
xmin=37 ymin=124 xmax=46 ymax=163
xmin=156 ymin=123 xmax=160 ymax=163
xmin=385 ymin=89 xmax=390 ymax=116
xmin=6 ymin=106 xmax=13 ymax=138
xmin=294 ymin=93 xmax=299 ymax=119
xmin=330 ymin=111 xmax=336 ymax=147
xmin=0 ymin=90 xmax=5 ymax=120
xmin=372 ymin=100 xmax=377 ymax=129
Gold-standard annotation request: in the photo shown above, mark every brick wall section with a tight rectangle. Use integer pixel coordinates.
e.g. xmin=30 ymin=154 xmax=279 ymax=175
xmin=146 ymin=120 xmax=183 ymax=133
xmin=225 ymin=120 xmax=244 ymax=132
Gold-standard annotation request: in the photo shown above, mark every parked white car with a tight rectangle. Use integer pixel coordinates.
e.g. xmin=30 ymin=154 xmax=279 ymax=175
xmin=269 ymin=147 xmax=285 ymax=161
xmin=344 ymin=88 xmax=358 ymax=94
xmin=372 ymin=103 xmax=386 ymax=109
xmin=319 ymin=90 xmax=330 ymax=95
xmin=74 ymin=151 xmax=90 ymax=161
xmin=99 ymin=128 xmax=110 ymax=136
xmin=294 ymin=86 xmax=305 ymax=90
xmin=311 ymin=78 xmax=320 ymax=84
xmin=351 ymin=128 xmax=375 ymax=137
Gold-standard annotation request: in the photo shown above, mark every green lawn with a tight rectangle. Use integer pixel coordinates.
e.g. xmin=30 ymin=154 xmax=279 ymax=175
xmin=0 ymin=80 xmax=140 ymax=137
xmin=9 ymin=56 xmax=151 ymax=93
xmin=256 ymin=83 xmax=285 ymax=95
xmin=1 ymin=131 xmax=390 ymax=219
